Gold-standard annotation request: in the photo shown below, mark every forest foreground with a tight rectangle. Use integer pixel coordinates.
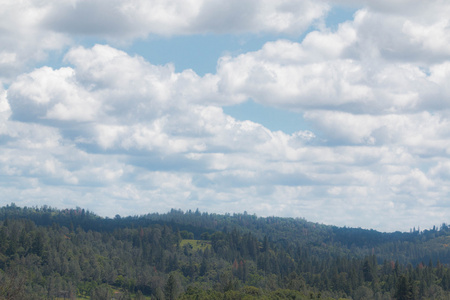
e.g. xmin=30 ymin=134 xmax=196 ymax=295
xmin=1 ymin=203 xmax=450 ymax=299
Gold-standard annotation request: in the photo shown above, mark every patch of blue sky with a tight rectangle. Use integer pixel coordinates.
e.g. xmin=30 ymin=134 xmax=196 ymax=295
xmin=223 ymin=100 xmax=312 ymax=134
xmin=35 ymin=49 xmax=70 ymax=71
xmin=325 ymin=4 xmax=359 ymax=30
xmin=128 ymin=33 xmax=300 ymax=76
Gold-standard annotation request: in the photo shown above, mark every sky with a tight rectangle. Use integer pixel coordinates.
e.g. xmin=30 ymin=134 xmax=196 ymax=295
xmin=1 ymin=0 xmax=450 ymax=232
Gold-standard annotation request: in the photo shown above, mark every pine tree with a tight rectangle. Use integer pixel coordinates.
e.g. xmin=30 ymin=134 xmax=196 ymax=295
xmin=165 ymin=274 xmax=177 ymax=300
xmin=395 ymin=275 xmax=413 ymax=300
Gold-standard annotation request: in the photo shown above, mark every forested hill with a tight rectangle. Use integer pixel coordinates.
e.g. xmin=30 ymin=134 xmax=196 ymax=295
xmin=1 ymin=204 xmax=450 ymax=299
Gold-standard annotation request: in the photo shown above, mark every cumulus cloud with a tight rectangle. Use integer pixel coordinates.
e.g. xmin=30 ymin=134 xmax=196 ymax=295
xmin=0 ymin=1 xmax=70 ymax=82
xmin=44 ymin=0 xmax=329 ymax=37
xmin=5 ymin=43 xmax=316 ymax=179
xmin=334 ymin=0 xmax=450 ymax=20
xmin=304 ymin=111 xmax=450 ymax=150
xmin=8 ymin=67 xmax=99 ymax=123
xmin=216 ymin=7 xmax=450 ymax=114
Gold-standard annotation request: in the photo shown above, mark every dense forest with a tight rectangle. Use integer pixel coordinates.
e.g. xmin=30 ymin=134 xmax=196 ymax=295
xmin=1 ymin=204 xmax=450 ymax=299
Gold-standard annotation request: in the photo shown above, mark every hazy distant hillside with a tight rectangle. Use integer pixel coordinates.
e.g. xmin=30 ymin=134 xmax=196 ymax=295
xmin=1 ymin=203 xmax=450 ymax=299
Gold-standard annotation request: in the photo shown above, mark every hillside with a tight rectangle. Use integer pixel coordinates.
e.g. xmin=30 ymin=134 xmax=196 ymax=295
xmin=1 ymin=203 xmax=450 ymax=299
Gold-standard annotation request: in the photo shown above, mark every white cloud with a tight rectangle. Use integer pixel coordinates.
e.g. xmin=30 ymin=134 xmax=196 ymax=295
xmin=0 ymin=85 xmax=9 ymax=113
xmin=44 ymin=0 xmax=330 ymax=37
xmin=4 ymin=44 xmax=314 ymax=184
xmin=332 ymin=0 xmax=450 ymax=19
xmin=0 ymin=0 xmax=70 ymax=81
xmin=8 ymin=67 xmax=99 ymax=123
xmin=191 ymin=0 xmax=329 ymax=35
xmin=430 ymin=161 xmax=450 ymax=181
xmin=304 ymin=111 xmax=450 ymax=151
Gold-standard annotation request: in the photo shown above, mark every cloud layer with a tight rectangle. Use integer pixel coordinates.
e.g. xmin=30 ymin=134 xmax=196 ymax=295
xmin=2 ymin=0 xmax=450 ymax=231
xmin=0 ymin=0 xmax=329 ymax=81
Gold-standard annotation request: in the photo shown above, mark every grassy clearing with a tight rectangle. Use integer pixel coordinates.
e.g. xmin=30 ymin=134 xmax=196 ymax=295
xmin=180 ymin=239 xmax=211 ymax=251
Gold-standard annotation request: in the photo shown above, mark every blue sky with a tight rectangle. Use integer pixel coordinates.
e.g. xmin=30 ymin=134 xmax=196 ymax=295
xmin=1 ymin=0 xmax=450 ymax=232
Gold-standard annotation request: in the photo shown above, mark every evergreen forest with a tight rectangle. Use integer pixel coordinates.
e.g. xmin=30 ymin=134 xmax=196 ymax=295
xmin=2 ymin=203 xmax=450 ymax=299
